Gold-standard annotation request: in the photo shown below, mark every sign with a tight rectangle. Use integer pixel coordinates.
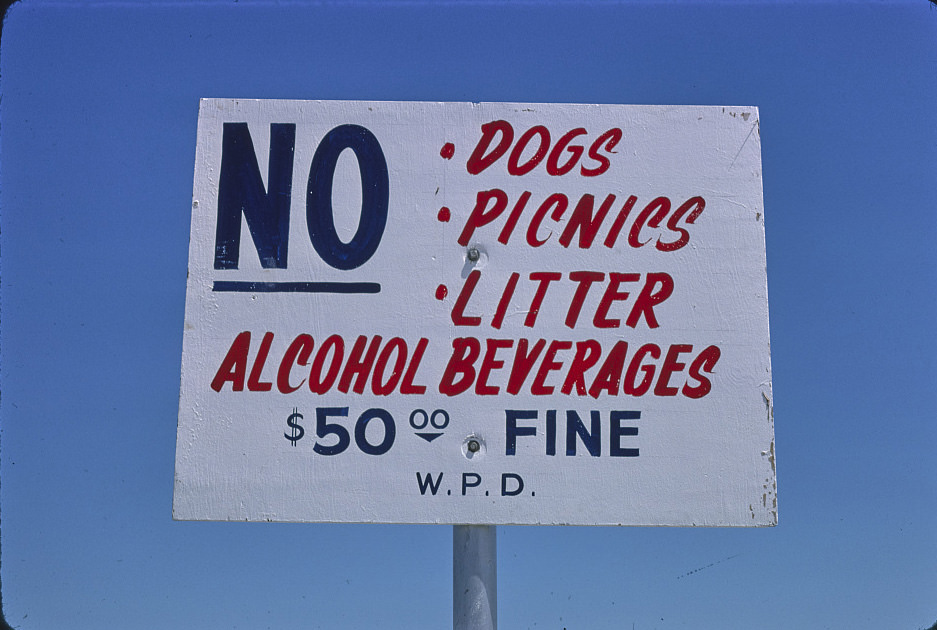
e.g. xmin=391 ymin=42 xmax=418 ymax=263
xmin=173 ymin=99 xmax=776 ymax=526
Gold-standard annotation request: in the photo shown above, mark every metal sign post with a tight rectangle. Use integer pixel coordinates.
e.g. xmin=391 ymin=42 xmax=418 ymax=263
xmin=454 ymin=525 xmax=497 ymax=630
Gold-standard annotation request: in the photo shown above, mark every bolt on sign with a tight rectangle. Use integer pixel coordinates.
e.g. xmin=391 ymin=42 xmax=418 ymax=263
xmin=173 ymin=99 xmax=776 ymax=526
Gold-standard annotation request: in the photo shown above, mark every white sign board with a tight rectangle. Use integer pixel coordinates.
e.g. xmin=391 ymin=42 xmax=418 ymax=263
xmin=174 ymin=99 xmax=775 ymax=526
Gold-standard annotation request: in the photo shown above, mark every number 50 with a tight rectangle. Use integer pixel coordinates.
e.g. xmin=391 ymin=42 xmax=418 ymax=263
xmin=312 ymin=407 xmax=396 ymax=456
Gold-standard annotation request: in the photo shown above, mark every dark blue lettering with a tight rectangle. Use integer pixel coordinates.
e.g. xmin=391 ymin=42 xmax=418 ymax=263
xmin=416 ymin=472 xmax=444 ymax=495
xmin=313 ymin=407 xmax=351 ymax=456
xmin=501 ymin=473 xmax=524 ymax=496
xmin=307 ymin=125 xmax=389 ymax=270
xmin=354 ymin=408 xmax=395 ymax=455
xmin=545 ymin=409 xmax=556 ymax=456
xmin=505 ymin=410 xmax=538 ymax=455
xmin=610 ymin=410 xmax=640 ymax=457
xmin=215 ymin=123 xmax=296 ymax=269
xmin=462 ymin=473 xmax=482 ymax=495
xmin=566 ymin=410 xmax=601 ymax=456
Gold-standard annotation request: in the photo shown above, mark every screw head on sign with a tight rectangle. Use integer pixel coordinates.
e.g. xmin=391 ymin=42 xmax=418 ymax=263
xmin=462 ymin=434 xmax=486 ymax=460
xmin=467 ymin=247 xmax=480 ymax=262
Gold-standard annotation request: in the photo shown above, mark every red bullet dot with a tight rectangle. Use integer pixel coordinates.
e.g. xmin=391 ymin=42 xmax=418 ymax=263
xmin=435 ymin=285 xmax=448 ymax=300
xmin=437 ymin=207 xmax=451 ymax=222
xmin=440 ymin=142 xmax=455 ymax=159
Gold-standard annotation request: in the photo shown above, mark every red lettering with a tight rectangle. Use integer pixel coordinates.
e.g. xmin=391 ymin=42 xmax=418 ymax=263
xmin=491 ymin=272 xmax=520 ymax=330
xmin=439 ymin=337 xmax=481 ymax=396
xmin=546 ymin=128 xmax=587 ymax=176
xmin=561 ymin=339 xmax=602 ymax=395
xmin=531 ymin=340 xmax=572 ymax=395
xmin=659 ymin=196 xmax=705 ymax=252
xmin=654 ymin=344 xmax=692 ymax=396
xmin=400 ymin=337 xmax=429 ymax=394
xmin=455 ymin=190 xmax=701 ymax=254
xmin=498 ymin=191 xmax=531 ymax=245
xmin=428 ymin=338 xmax=720 ymax=398
xmin=624 ymin=343 xmax=660 ymax=395
xmin=526 ymin=193 xmax=567 ymax=247
xmin=452 ymin=270 xmax=483 ymax=326
xmin=565 ymin=271 xmax=605 ymax=328
xmin=469 ymin=123 xmax=619 ymax=177
xmin=628 ymin=197 xmax=670 ymax=248
xmin=559 ymin=194 xmax=615 ymax=248
xmin=588 ymin=340 xmax=628 ymax=398
xmin=507 ymin=338 xmax=546 ymax=394
xmin=602 ymin=195 xmax=637 ymax=248
xmin=246 ymin=331 xmax=274 ymax=391
xmin=508 ymin=125 xmax=550 ymax=175
xmin=458 ymin=189 xmax=507 ymax=246
xmin=626 ymin=272 xmax=674 ymax=329
xmin=683 ymin=345 xmax=721 ymax=398
xmin=372 ymin=337 xmax=407 ymax=395
xmin=210 ymin=331 xmax=251 ymax=392
xmin=477 ymin=339 xmax=513 ymax=395
xmin=593 ymin=272 xmax=640 ymax=328
xmin=277 ymin=334 xmax=314 ymax=393
xmin=466 ymin=120 xmax=513 ymax=175
xmin=525 ymin=271 xmax=562 ymax=327
xmin=338 ymin=335 xmax=382 ymax=394
xmin=309 ymin=335 xmax=343 ymax=394
xmin=581 ymin=128 xmax=622 ymax=176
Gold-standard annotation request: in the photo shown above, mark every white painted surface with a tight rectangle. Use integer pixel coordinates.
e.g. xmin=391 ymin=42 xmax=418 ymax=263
xmin=173 ymin=99 xmax=775 ymax=526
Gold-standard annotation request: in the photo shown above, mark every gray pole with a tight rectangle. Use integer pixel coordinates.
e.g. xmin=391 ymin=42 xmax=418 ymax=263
xmin=453 ymin=525 xmax=497 ymax=630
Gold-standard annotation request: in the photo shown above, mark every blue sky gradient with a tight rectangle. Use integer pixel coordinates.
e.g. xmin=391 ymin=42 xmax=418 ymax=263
xmin=1 ymin=1 xmax=935 ymax=628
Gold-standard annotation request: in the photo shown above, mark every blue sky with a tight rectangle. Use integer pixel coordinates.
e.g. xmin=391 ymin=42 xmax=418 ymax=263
xmin=1 ymin=1 xmax=935 ymax=629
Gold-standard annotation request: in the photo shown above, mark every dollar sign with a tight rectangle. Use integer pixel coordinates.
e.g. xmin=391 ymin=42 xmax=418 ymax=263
xmin=285 ymin=408 xmax=304 ymax=446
